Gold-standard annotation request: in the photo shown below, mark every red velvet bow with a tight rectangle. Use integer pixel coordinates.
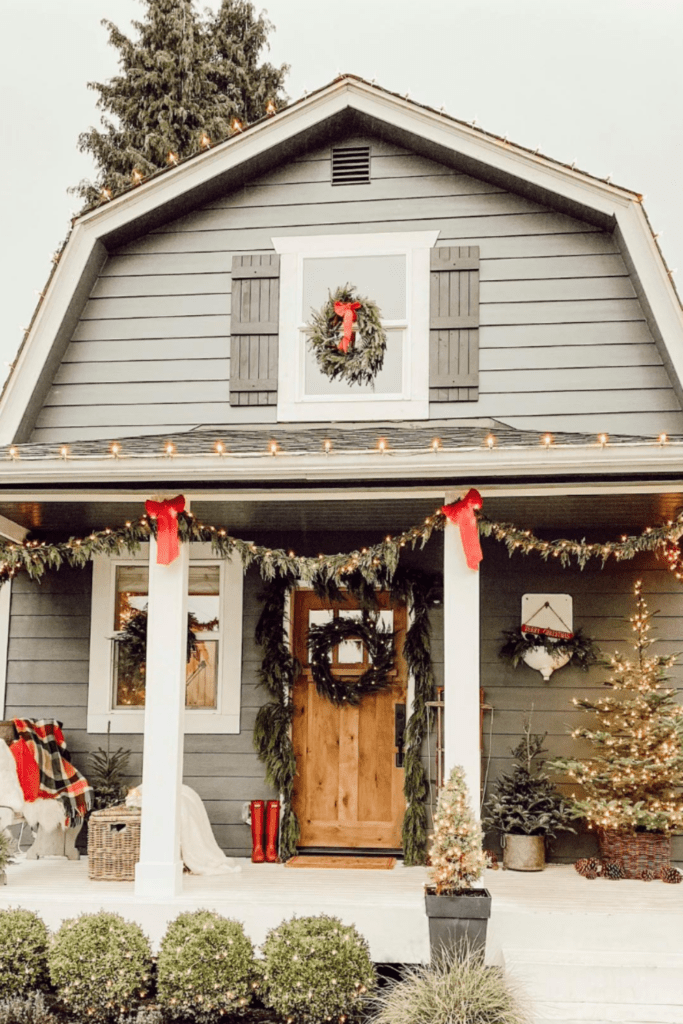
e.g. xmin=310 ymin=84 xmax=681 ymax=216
xmin=334 ymin=300 xmax=361 ymax=353
xmin=145 ymin=495 xmax=185 ymax=565
xmin=441 ymin=489 xmax=484 ymax=570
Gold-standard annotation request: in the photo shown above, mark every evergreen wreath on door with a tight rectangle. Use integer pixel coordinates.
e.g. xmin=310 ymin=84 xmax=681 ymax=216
xmin=307 ymin=612 xmax=395 ymax=706
xmin=307 ymin=284 xmax=387 ymax=386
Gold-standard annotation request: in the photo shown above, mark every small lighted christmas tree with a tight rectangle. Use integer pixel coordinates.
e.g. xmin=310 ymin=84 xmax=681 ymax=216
xmin=429 ymin=765 xmax=486 ymax=894
xmin=552 ymin=581 xmax=683 ymax=834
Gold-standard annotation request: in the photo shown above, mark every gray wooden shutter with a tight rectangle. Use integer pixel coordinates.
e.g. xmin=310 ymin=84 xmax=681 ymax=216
xmin=429 ymin=246 xmax=480 ymax=402
xmin=230 ymin=254 xmax=280 ymax=406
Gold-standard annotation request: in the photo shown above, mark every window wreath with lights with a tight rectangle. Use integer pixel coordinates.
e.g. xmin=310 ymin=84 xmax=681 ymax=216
xmin=307 ymin=284 xmax=387 ymax=386
xmin=307 ymin=613 xmax=395 ymax=706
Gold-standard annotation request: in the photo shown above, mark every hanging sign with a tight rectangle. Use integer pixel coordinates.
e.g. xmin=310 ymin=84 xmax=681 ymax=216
xmin=521 ymin=594 xmax=573 ymax=640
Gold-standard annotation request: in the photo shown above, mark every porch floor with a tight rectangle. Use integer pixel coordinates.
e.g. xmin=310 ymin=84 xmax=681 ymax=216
xmin=1 ymin=859 xmax=682 ymax=966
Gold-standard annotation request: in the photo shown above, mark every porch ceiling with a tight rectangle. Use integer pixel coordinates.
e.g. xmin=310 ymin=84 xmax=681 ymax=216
xmin=0 ymin=490 xmax=681 ymax=541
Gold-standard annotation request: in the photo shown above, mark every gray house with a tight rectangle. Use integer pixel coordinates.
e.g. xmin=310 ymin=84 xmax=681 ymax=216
xmin=0 ymin=74 xmax=682 ymax=897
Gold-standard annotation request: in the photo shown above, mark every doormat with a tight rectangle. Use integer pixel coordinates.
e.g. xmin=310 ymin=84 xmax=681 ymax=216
xmin=285 ymin=855 xmax=396 ymax=870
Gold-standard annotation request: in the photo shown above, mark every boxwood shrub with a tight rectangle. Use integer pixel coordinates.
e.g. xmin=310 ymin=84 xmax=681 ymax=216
xmin=156 ymin=910 xmax=257 ymax=1021
xmin=0 ymin=909 xmax=50 ymax=997
xmin=260 ymin=914 xmax=376 ymax=1024
xmin=48 ymin=911 xmax=152 ymax=1021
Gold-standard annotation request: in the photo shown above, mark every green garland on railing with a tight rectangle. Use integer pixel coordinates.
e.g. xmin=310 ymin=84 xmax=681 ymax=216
xmin=253 ymin=566 xmax=436 ymax=865
xmin=252 ymin=573 xmax=301 ymax=862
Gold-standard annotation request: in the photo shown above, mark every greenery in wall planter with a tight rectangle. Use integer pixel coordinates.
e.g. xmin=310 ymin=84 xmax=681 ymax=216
xmin=483 ymin=720 xmax=575 ymax=870
xmin=499 ymin=626 xmax=600 ymax=681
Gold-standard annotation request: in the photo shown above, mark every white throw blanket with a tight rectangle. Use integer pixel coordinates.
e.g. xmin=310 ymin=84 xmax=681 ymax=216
xmin=126 ymin=784 xmax=241 ymax=875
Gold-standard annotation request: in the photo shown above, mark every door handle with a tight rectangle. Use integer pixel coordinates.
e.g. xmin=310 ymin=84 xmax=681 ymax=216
xmin=394 ymin=703 xmax=406 ymax=768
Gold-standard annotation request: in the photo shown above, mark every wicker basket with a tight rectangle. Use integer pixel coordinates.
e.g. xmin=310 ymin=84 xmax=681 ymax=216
xmin=598 ymin=829 xmax=671 ymax=878
xmin=87 ymin=805 xmax=141 ymax=881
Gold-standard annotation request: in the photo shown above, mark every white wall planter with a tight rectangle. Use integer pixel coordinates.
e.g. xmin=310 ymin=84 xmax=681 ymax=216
xmin=522 ymin=645 xmax=571 ymax=681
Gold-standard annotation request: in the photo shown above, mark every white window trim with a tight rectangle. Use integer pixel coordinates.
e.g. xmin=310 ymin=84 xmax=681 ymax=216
xmin=0 ymin=581 xmax=11 ymax=718
xmin=273 ymin=231 xmax=439 ymax=422
xmin=87 ymin=544 xmax=243 ymax=734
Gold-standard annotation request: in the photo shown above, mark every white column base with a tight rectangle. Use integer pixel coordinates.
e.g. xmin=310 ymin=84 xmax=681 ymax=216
xmin=134 ymin=859 xmax=183 ymax=898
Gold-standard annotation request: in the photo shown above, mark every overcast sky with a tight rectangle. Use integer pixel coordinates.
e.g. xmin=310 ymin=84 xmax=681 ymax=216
xmin=1 ymin=0 xmax=682 ymax=375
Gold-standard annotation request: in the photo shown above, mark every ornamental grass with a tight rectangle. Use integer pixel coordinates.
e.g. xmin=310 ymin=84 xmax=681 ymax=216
xmin=370 ymin=947 xmax=530 ymax=1024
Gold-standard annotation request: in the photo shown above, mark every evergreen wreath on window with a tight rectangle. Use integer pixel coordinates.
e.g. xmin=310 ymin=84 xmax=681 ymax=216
xmin=307 ymin=284 xmax=387 ymax=386
xmin=307 ymin=613 xmax=395 ymax=706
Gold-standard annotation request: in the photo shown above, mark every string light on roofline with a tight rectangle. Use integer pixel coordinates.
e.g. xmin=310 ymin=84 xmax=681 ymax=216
xmin=110 ymin=442 xmax=121 ymax=458
xmin=131 ymin=169 xmax=144 ymax=186
xmin=164 ymin=442 xmax=176 ymax=457
xmin=377 ymin=438 xmax=388 ymax=454
xmin=323 ymin=439 xmax=332 ymax=455
xmin=598 ymin=433 xmax=608 ymax=447
xmin=199 ymin=133 xmax=212 ymax=149
xmin=167 ymin=151 xmax=179 ymax=166
xmin=266 ymin=100 xmax=277 ymax=116
xmin=431 ymin=438 xmax=442 ymax=454
xmin=269 ymin=440 xmax=279 ymax=456
xmin=485 ymin=433 xmax=495 ymax=449
xmin=542 ymin=433 xmax=553 ymax=448
xmin=231 ymin=119 xmax=243 ymax=134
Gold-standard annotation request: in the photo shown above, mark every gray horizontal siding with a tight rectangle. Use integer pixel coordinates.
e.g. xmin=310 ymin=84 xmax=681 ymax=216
xmin=31 ymin=136 xmax=681 ymax=440
xmin=4 ymin=565 xmax=274 ymax=858
xmin=480 ymin=542 xmax=683 ymax=863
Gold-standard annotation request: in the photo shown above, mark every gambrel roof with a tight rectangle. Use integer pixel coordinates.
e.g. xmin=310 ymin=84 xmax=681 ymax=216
xmin=2 ymin=73 xmax=683 ymax=451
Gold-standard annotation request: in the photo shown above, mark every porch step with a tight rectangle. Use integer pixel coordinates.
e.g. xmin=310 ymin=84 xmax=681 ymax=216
xmin=502 ymin=947 xmax=683 ymax=1024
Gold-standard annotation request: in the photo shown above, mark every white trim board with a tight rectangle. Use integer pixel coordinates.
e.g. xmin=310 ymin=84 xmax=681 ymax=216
xmin=0 ymin=582 xmax=11 ymax=718
xmin=2 ymin=77 xmax=682 ymax=443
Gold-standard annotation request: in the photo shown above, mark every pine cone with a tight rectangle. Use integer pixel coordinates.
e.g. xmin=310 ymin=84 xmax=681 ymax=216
xmin=640 ymin=869 xmax=656 ymax=881
xmin=660 ymin=866 xmax=683 ymax=884
xmin=574 ymin=858 xmax=590 ymax=877
xmin=603 ymin=861 xmax=626 ymax=880
xmin=586 ymin=857 xmax=602 ymax=875
xmin=584 ymin=868 xmax=598 ymax=879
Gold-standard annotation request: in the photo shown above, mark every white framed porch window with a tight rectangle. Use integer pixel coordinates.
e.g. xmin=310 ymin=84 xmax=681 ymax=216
xmin=273 ymin=231 xmax=439 ymax=422
xmin=87 ymin=545 xmax=243 ymax=734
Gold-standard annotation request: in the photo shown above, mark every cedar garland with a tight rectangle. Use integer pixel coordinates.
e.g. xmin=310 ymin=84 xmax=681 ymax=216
xmin=252 ymin=573 xmax=300 ymax=861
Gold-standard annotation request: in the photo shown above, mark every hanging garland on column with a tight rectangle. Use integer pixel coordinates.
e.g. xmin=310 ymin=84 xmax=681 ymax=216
xmin=253 ymin=566 xmax=436 ymax=865
xmin=252 ymin=573 xmax=301 ymax=862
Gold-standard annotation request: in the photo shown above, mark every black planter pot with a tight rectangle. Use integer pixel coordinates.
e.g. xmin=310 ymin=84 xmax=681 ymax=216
xmin=424 ymin=888 xmax=492 ymax=958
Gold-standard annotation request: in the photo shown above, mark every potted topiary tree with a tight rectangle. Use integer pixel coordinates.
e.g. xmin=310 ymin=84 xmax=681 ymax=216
xmin=424 ymin=765 xmax=490 ymax=957
xmin=483 ymin=719 xmax=575 ymax=870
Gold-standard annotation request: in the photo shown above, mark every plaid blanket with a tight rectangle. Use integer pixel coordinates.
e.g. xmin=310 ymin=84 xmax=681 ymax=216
xmin=12 ymin=719 xmax=93 ymax=827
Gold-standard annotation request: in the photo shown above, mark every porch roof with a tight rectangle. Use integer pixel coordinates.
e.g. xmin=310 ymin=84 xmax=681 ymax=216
xmin=1 ymin=423 xmax=683 ymax=493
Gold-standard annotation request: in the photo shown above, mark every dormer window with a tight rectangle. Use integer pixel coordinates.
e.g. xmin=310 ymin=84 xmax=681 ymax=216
xmin=273 ymin=231 xmax=438 ymax=422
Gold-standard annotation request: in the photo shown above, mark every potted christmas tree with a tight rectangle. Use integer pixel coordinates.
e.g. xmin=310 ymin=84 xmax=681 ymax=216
xmin=484 ymin=719 xmax=575 ymax=870
xmin=551 ymin=581 xmax=683 ymax=882
xmin=425 ymin=765 xmax=490 ymax=956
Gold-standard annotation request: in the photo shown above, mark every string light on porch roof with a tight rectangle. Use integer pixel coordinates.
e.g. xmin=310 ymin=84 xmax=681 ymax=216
xmin=214 ymin=441 xmax=226 ymax=455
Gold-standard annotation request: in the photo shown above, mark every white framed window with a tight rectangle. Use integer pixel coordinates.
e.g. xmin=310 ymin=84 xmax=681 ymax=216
xmin=87 ymin=545 xmax=243 ymax=734
xmin=273 ymin=231 xmax=439 ymax=422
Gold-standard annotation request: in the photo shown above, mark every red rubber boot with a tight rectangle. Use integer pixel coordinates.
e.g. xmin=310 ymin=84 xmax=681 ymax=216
xmin=250 ymin=800 xmax=266 ymax=862
xmin=265 ymin=800 xmax=280 ymax=862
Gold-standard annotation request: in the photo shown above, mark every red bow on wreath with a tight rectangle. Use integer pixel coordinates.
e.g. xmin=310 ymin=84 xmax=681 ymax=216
xmin=145 ymin=495 xmax=185 ymax=565
xmin=442 ymin=489 xmax=483 ymax=570
xmin=334 ymin=300 xmax=361 ymax=353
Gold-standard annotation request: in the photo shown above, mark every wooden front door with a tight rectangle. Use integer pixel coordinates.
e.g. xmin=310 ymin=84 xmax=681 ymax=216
xmin=291 ymin=590 xmax=407 ymax=849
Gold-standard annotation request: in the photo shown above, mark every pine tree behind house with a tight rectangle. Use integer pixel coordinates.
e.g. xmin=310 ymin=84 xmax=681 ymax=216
xmin=72 ymin=0 xmax=288 ymax=205
xmin=550 ymin=581 xmax=683 ymax=834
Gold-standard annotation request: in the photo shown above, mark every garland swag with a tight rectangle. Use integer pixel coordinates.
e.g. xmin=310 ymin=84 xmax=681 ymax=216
xmin=253 ymin=567 xmax=436 ymax=865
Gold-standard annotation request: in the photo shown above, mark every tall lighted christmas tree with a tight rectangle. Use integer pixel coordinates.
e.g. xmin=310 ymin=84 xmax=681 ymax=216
xmin=553 ymin=581 xmax=683 ymax=834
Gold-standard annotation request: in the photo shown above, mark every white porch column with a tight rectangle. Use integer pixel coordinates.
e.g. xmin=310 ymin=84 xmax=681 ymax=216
xmin=443 ymin=491 xmax=481 ymax=816
xmin=134 ymin=505 xmax=189 ymax=897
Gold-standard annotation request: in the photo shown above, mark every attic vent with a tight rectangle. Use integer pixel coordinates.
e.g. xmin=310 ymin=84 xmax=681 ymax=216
xmin=332 ymin=146 xmax=371 ymax=185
